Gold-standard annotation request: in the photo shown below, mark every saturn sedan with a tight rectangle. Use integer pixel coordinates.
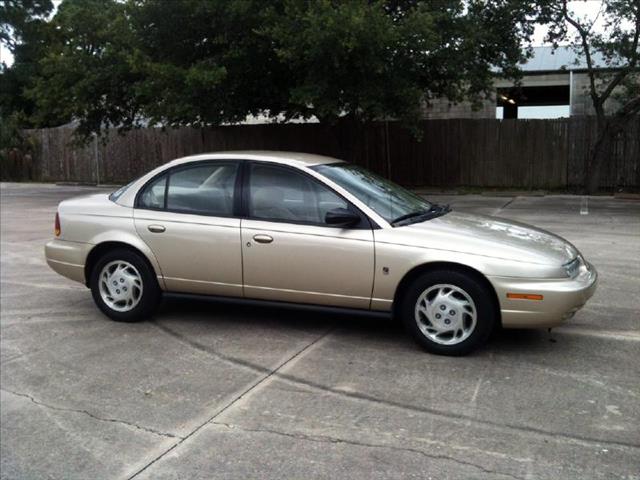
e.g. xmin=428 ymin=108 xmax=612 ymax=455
xmin=45 ymin=151 xmax=597 ymax=355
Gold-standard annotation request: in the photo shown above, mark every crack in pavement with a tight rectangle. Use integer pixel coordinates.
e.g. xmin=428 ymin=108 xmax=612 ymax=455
xmin=275 ymin=369 xmax=640 ymax=451
xmin=2 ymin=388 xmax=181 ymax=440
xmin=491 ymin=197 xmax=517 ymax=216
xmin=151 ymin=320 xmax=272 ymax=376
xmin=125 ymin=326 xmax=335 ymax=480
xmin=153 ymin=321 xmax=640 ymax=452
xmin=210 ymin=421 xmax=528 ymax=480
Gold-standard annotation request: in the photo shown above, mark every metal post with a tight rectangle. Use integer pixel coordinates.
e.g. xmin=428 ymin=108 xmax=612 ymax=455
xmin=385 ymin=120 xmax=391 ymax=180
xmin=93 ymin=134 xmax=100 ymax=186
xmin=569 ymin=70 xmax=573 ymax=117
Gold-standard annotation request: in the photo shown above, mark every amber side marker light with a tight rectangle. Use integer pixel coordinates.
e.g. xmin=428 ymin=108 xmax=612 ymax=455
xmin=507 ymin=293 xmax=544 ymax=301
xmin=54 ymin=212 xmax=61 ymax=237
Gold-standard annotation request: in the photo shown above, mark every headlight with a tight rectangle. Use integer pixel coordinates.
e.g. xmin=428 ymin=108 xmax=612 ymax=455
xmin=564 ymin=256 xmax=582 ymax=278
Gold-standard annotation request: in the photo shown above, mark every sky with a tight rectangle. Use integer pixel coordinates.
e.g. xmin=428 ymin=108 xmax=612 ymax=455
xmin=531 ymin=0 xmax=609 ymax=44
xmin=0 ymin=41 xmax=12 ymax=66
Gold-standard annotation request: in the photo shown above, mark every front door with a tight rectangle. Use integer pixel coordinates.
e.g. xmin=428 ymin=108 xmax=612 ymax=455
xmin=134 ymin=161 xmax=243 ymax=296
xmin=241 ymin=162 xmax=375 ymax=309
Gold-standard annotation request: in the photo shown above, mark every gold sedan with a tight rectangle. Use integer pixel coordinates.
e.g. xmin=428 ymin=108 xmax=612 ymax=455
xmin=45 ymin=151 xmax=597 ymax=355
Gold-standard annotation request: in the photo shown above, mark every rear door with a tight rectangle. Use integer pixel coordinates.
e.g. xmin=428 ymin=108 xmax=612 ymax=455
xmin=134 ymin=161 xmax=243 ymax=296
xmin=240 ymin=162 xmax=375 ymax=309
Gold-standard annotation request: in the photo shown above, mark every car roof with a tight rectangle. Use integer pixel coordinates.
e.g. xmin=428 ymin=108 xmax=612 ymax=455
xmin=165 ymin=151 xmax=345 ymax=168
xmin=114 ymin=149 xmax=389 ymax=226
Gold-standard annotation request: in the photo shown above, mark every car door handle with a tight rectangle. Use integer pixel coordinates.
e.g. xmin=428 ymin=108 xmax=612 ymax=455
xmin=147 ymin=224 xmax=166 ymax=233
xmin=253 ymin=234 xmax=273 ymax=244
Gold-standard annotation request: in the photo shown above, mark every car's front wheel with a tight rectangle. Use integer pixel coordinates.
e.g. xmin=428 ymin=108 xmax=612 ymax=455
xmin=400 ymin=269 xmax=497 ymax=355
xmin=89 ymin=248 xmax=161 ymax=322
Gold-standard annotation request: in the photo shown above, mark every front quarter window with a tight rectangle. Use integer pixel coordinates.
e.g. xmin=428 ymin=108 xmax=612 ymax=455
xmin=312 ymin=163 xmax=435 ymax=225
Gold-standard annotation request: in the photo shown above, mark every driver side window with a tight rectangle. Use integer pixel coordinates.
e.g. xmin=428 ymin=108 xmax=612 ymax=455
xmin=249 ymin=163 xmax=347 ymax=224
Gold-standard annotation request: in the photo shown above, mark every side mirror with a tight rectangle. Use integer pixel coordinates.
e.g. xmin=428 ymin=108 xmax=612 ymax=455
xmin=325 ymin=207 xmax=360 ymax=228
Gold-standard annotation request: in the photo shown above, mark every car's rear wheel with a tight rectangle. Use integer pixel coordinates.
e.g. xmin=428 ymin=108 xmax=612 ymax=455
xmin=89 ymin=248 xmax=161 ymax=322
xmin=400 ymin=269 xmax=496 ymax=356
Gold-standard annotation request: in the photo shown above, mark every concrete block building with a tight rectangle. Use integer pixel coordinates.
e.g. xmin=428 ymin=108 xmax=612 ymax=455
xmin=422 ymin=46 xmax=633 ymax=120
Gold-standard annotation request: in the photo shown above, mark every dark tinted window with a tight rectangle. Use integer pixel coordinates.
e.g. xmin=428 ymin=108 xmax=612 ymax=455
xmin=249 ymin=163 xmax=347 ymax=224
xmin=166 ymin=163 xmax=238 ymax=216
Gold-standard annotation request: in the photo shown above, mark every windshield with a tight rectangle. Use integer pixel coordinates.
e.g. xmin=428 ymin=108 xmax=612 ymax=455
xmin=312 ymin=163 xmax=433 ymax=224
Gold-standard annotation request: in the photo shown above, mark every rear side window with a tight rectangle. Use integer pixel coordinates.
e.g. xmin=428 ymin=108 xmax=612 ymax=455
xmin=137 ymin=162 xmax=238 ymax=217
xmin=167 ymin=164 xmax=238 ymax=216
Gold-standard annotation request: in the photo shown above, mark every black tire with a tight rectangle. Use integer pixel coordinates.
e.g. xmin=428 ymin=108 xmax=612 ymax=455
xmin=89 ymin=248 xmax=161 ymax=322
xmin=399 ymin=269 xmax=497 ymax=356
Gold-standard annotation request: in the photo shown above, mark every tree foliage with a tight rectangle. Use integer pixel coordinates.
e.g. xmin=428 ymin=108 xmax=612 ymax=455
xmin=28 ymin=0 xmax=145 ymax=136
xmin=129 ymin=0 xmax=293 ymax=129
xmin=0 ymin=0 xmax=55 ymax=125
xmin=263 ymin=0 xmax=532 ymax=125
xmin=0 ymin=0 xmax=52 ymax=49
xmin=2 ymin=0 xmax=536 ymax=139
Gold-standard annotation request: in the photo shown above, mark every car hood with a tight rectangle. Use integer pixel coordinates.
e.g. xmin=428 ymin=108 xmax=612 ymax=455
xmin=399 ymin=211 xmax=578 ymax=266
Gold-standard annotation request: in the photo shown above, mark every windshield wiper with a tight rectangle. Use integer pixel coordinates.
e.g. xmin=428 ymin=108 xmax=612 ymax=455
xmin=391 ymin=204 xmax=451 ymax=226
xmin=391 ymin=209 xmax=430 ymax=225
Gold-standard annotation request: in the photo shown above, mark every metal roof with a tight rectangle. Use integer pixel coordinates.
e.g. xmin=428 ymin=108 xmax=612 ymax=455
xmin=519 ymin=46 xmax=620 ymax=72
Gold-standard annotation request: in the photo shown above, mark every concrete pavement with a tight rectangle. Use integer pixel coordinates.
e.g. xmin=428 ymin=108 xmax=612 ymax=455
xmin=1 ymin=183 xmax=639 ymax=479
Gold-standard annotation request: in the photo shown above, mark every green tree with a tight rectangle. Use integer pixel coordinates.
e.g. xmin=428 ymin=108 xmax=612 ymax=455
xmin=23 ymin=0 xmax=534 ymax=141
xmin=0 ymin=0 xmax=56 ymax=127
xmin=263 ymin=0 xmax=532 ymax=127
xmin=27 ymin=0 xmax=145 ymax=137
xmin=128 ymin=0 xmax=293 ymax=128
xmin=539 ymin=0 xmax=640 ymax=193
xmin=0 ymin=0 xmax=52 ymax=50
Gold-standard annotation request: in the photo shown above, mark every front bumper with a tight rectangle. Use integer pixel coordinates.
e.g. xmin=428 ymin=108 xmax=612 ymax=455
xmin=45 ymin=239 xmax=93 ymax=284
xmin=488 ymin=262 xmax=598 ymax=328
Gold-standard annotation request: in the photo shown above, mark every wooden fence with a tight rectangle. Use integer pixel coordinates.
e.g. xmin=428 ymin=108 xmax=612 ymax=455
xmin=12 ymin=117 xmax=640 ymax=189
